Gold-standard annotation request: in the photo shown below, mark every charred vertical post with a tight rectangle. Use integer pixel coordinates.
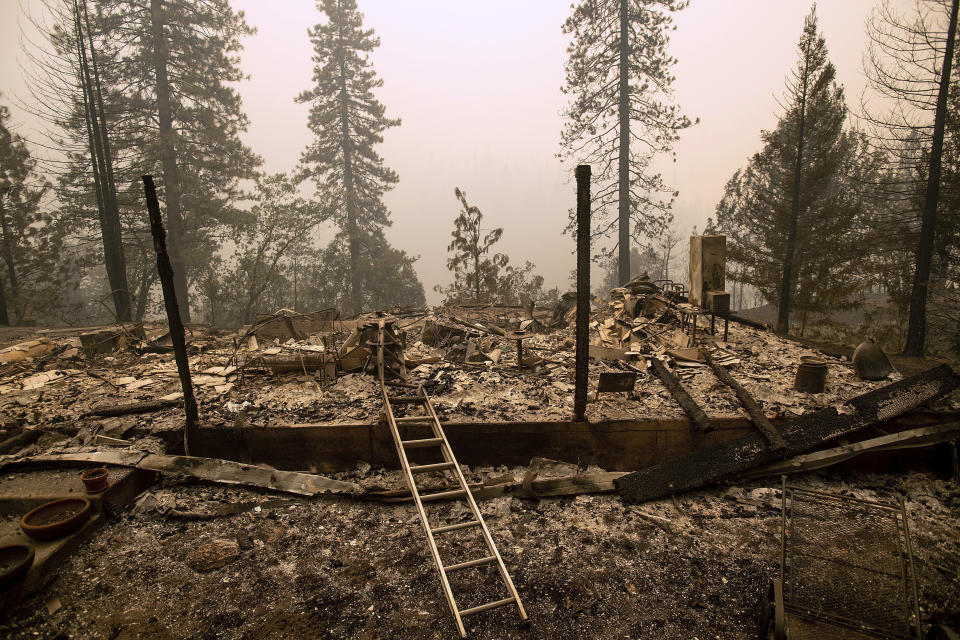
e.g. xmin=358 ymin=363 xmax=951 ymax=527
xmin=575 ymin=165 xmax=591 ymax=420
xmin=142 ymin=175 xmax=199 ymax=453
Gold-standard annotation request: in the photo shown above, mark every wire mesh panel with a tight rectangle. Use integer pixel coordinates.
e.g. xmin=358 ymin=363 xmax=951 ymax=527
xmin=786 ymin=615 xmax=883 ymax=640
xmin=781 ymin=485 xmax=920 ymax=639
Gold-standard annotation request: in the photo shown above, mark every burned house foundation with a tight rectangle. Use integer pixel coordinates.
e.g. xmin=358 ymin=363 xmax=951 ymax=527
xmin=1 ymin=235 xmax=959 ymax=638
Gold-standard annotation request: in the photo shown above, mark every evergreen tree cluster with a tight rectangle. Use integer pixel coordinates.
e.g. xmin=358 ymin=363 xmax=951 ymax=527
xmin=5 ymin=0 xmax=425 ymax=326
xmin=713 ymin=2 xmax=960 ymax=354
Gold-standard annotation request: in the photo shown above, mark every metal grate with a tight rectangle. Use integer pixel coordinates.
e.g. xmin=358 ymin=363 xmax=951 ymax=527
xmin=781 ymin=484 xmax=921 ymax=639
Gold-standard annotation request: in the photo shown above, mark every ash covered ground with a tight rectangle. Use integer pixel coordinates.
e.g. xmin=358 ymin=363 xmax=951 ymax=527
xmin=2 ymin=467 xmax=959 ymax=640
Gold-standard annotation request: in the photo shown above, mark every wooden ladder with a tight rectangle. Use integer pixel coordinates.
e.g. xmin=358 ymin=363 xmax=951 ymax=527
xmin=374 ymin=320 xmax=528 ymax=637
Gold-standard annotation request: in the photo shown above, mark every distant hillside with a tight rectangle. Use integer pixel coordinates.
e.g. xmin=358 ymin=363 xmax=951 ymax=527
xmin=736 ymin=293 xmax=899 ymax=329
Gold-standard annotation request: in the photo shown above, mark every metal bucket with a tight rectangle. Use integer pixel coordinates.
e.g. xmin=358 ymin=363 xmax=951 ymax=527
xmin=794 ymin=356 xmax=827 ymax=393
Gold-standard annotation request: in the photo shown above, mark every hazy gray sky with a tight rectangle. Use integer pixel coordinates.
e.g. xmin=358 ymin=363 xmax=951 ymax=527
xmin=1 ymin=1 xmax=907 ymax=304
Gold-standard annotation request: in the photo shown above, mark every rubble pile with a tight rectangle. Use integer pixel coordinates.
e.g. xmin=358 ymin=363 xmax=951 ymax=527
xmin=2 ymin=278 xmax=952 ymax=444
xmin=0 ymin=278 xmax=958 ymax=638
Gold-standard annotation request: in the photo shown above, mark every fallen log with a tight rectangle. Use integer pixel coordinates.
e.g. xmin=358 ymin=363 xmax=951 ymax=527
xmin=704 ymin=351 xmax=786 ymax=450
xmin=614 ymin=363 xmax=958 ymax=503
xmin=649 ymin=357 xmax=715 ymax=433
xmin=82 ymin=398 xmax=180 ymax=418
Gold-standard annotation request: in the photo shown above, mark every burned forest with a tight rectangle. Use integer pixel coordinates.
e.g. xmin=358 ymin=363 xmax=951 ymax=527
xmin=2 ymin=1 xmax=960 ymax=639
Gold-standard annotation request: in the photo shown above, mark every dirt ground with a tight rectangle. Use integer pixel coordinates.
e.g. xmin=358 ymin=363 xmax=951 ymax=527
xmin=1 ymin=467 xmax=958 ymax=640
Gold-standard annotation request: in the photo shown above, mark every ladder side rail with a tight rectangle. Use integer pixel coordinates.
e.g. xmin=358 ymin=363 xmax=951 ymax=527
xmin=419 ymin=389 xmax=529 ymax=622
xmin=377 ymin=327 xmax=467 ymax=636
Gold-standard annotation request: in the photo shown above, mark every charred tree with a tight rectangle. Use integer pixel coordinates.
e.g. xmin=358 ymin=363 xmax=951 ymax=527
xmin=904 ymin=0 xmax=960 ymax=356
xmin=75 ymin=0 xmax=130 ymax=322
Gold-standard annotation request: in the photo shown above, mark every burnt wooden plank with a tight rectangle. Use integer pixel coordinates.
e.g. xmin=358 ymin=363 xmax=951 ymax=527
xmin=615 ymin=363 xmax=957 ymax=503
xmin=704 ymin=350 xmax=786 ymax=450
xmin=649 ymin=357 xmax=715 ymax=433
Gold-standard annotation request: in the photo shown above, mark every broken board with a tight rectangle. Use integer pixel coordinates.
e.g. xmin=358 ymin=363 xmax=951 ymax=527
xmin=614 ymin=364 xmax=958 ymax=503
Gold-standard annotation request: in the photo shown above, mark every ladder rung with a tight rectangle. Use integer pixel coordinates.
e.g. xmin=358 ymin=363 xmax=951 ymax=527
xmin=395 ymin=415 xmax=433 ymax=423
xmin=410 ymin=461 xmax=455 ymax=474
xmin=420 ymin=489 xmax=467 ymax=502
xmin=385 ymin=381 xmax=418 ymax=388
xmin=431 ymin=520 xmax=481 ymax=534
xmin=459 ymin=597 xmax=516 ymax=618
xmin=444 ymin=555 xmax=496 ymax=572
xmin=401 ymin=437 xmax=443 ymax=449
xmin=389 ymin=396 xmax=424 ymax=404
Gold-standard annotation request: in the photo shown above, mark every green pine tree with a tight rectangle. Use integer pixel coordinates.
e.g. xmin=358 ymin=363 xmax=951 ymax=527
xmin=560 ymin=0 xmax=693 ymax=285
xmin=296 ymin=0 xmax=400 ymax=316
xmin=0 ymin=102 xmax=65 ymax=325
xmin=714 ymin=6 xmax=874 ymax=335
xmin=437 ymin=187 xmax=507 ymax=305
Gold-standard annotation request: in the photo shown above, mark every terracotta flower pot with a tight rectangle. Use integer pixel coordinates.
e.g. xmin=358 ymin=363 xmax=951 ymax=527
xmin=80 ymin=467 xmax=109 ymax=494
xmin=20 ymin=498 xmax=92 ymax=541
xmin=0 ymin=544 xmax=35 ymax=589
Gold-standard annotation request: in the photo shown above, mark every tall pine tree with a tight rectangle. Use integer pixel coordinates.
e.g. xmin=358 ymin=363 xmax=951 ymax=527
xmin=714 ymin=7 xmax=873 ymax=334
xmin=296 ymin=0 xmax=400 ymax=316
xmin=560 ymin=0 xmax=693 ymax=285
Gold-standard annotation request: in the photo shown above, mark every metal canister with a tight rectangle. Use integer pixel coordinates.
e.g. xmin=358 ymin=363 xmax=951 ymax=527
xmin=794 ymin=355 xmax=827 ymax=393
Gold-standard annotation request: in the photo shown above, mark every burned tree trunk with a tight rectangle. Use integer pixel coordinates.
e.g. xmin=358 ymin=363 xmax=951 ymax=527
xmin=575 ymin=164 xmax=591 ymax=420
xmin=616 ymin=0 xmax=630 ymax=286
xmin=904 ymin=0 xmax=960 ymax=356
xmin=75 ymin=0 xmax=130 ymax=322
xmin=143 ymin=175 xmax=199 ymax=453
xmin=150 ymin=0 xmax=190 ymax=322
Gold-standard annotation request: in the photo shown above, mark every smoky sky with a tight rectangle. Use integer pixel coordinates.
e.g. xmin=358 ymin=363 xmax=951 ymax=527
xmin=1 ymin=1 xmax=908 ymax=304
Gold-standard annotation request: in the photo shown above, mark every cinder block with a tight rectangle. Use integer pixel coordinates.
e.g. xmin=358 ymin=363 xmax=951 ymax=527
xmin=706 ymin=290 xmax=730 ymax=314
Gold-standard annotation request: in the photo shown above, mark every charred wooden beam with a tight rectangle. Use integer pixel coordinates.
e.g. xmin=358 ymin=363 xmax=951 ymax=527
xmin=648 ymin=357 xmax=715 ymax=433
xmin=704 ymin=350 xmax=786 ymax=450
xmin=143 ymin=175 xmax=199 ymax=454
xmin=82 ymin=398 xmax=180 ymax=418
xmin=614 ymin=363 xmax=958 ymax=503
xmin=574 ymin=164 xmax=591 ymax=420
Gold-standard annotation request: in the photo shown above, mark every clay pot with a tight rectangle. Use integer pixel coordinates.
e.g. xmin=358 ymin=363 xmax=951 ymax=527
xmin=0 ymin=544 xmax=35 ymax=589
xmin=80 ymin=467 xmax=109 ymax=494
xmin=21 ymin=498 xmax=92 ymax=541
xmin=794 ymin=356 xmax=827 ymax=393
